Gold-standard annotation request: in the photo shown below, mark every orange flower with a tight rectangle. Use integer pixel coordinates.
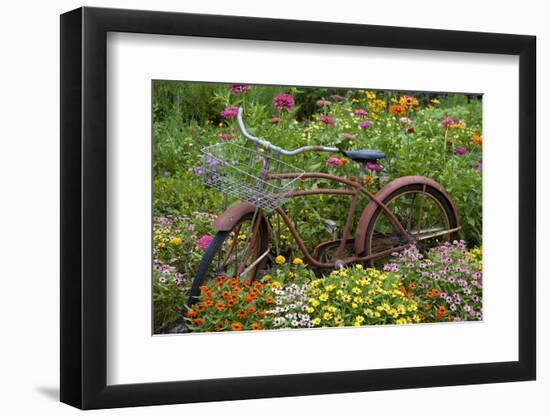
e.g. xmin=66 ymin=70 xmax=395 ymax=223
xmin=196 ymin=304 xmax=205 ymax=313
xmin=389 ymin=104 xmax=405 ymax=116
xmin=215 ymin=302 xmax=226 ymax=310
xmin=228 ymin=294 xmax=238 ymax=302
xmin=192 ymin=317 xmax=204 ymax=326
xmin=220 ymin=291 xmax=231 ymax=299
xmin=253 ymin=281 xmax=264 ymax=289
xmin=203 ymin=299 xmax=214 ymax=307
xmin=471 ymin=134 xmax=482 ymax=146
xmin=229 ymin=278 xmax=239 ymax=286
xmin=231 ymin=322 xmax=243 ymax=331
xmin=186 ymin=309 xmax=197 ymax=318
xmin=258 ymin=311 xmax=267 ymax=318
xmin=251 ymin=322 xmax=263 ymax=331
xmin=247 ymin=306 xmax=257 ymax=314
xmin=215 ymin=276 xmax=227 ymax=286
xmin=236 ymin=309 xmax=247 ymax=319
xmin=226 ymin=299 xmax=236 ymax=307
xmin=245 ymin=295 xmax=254 ymax=303
xmin=423 ymin=303 xmax=431 ymax=311
xmin=408 ymin=283 xmax=416 ymax=291
xmin=214 ymin=323 xmax=224 ymax=332
xmin=431 ymin=288 xmax=441 ymax=297
xmin=436 ymin=305 xmax=447 ymax=319
xmin=265 ymin=296 xmax=274 ymax=304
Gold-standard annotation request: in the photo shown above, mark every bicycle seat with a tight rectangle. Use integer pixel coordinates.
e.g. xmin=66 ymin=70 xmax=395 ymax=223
xmin=342 ymin=149 xmax=385 ymax=163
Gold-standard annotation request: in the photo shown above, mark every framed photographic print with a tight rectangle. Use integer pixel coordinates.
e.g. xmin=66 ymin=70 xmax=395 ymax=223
xmin=60 ymin=6 xmax=536 ymax=409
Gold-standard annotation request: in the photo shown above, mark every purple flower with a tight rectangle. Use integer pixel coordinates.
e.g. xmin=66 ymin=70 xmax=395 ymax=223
xmin=366 ymin=161 xmax=383 ymax=172
xmin=230 ymin=84 xmax=251 ymax=95
xmin=455 ymin=147 xmax=469 ymax=155
xmin=359 ymin=121 xmax=372 ymax=129
xmin=329 ymin=94 xmax=344 ymax=101
xmin=354 ymin=109 xmax=369 ymax=117
xmin=316 ymin=99 xmax=332 ymax=107
xmin=319 ymin=115 xmax=335 ymax=127
xmin=220 ymin=106 xmax=239 ymax=119
xmin=273 ymin=93 xmax=295 ymax=111
xmin=197 ymin=235 xmax=214 ymax=251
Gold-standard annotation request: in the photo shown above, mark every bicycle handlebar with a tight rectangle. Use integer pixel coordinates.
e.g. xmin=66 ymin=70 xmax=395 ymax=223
xmin=236 ymin=107 xmax=339 ymax=156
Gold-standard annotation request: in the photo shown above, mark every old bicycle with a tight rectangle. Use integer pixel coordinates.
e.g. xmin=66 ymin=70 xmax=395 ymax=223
xmin=188 ymin=108 xmax=460 ymax=304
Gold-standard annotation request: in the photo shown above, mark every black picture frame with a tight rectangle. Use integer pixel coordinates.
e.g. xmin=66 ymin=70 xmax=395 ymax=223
xmin=60 ymin=6 xmax=536 ymax=410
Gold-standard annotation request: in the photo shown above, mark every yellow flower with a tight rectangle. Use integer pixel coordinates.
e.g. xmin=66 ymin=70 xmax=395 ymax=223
xmin=352 ymin=287 xmax=361 ymax=295
xmin=355 ymin=316 xmax=365 ymax=323
xmin=312 ymin=317 xmax=321 ymax=326
xmin=431 ymin=98 xmax=441 ymax=105
xmin=374 ymin=311 xmax=381 ymax=317
xmin=355 ymin=264 xmax=363 ymax=270
xmin=352 ymin=303 xmax=358 ymax=308
xmin=323 ymin=312 xmax=333 ymax=321
xmin=326 ymin=284 xmax=336 ymax=292
xmin=270 ymin=281 xmax=281 ymax=288
xmin=292 ymin=257 xmax=303 ymax=265
xmin=334 ymin=316 xmax=344 ymax=325
xmin=319 ymin=293 xmax=329 ymax=302
xmin=364 ymin=175 xmax=375 ymax=185
xmin=471 ymin=134 xmax=483 ymax=146
xmin=310 ymin=298 xmax=320 ymax=307
xmin=275 ymin=255 xmax=286 ymax=265
xmin=262 ymin=274 xmax=272 ymax=281
xmin=307 ymin=307 xmax=315 ymax=314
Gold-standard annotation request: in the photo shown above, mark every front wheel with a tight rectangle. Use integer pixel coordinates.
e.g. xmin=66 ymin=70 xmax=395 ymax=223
xmin=188 ymin=213 xmax=269 ymax=305
xmin=364 ymin=184 xmax=459 ymax=268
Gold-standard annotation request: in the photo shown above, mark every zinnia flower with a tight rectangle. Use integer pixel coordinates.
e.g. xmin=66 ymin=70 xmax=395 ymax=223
xmin=230 ymin=84 xmax=251 ymax=95
xmin=366 ymin=161 xmax=383 ymax=172
xmin=326 ymin=156 xmax=344 ymax=168
xmin=273 ymin=93 xmax=295 ymax=111
xmin=275 ymin=255 xmax=286 ymax=265
xmin=293 ymin=258 xmax=304 ymax=265
xmin=471 ymin=134 xmax=483 ymax=146
xmin=389 ymin=104 xmax=406 ymax=116
xmin=220 ymin=106 xmax=239 ymax=119
xmin=197 ymin=235 xmax=214 ymax=251
xmin=354 ymin=109 xmax=369 ymax=117
xmin=319 ymin=114 xmax=335 ymax=127
xmin=455 ymin=147 xmax=469 ymax=155
xmin=440 ymin=116 xmax=460 ymax=129
xmin=219 ymin=133 xmax=237 ymax=142
xmin=359 ymin=121 xmax=372 ymax=129
xmin=316 ymin=99 xmax=332 ymax=107
xmin=170 ymin=237 xmax=182 ymax=245
xmin=341 ymin=133 xmax=356 ymax=140
xmin=329 ymin=94 xmax=344 ymax=101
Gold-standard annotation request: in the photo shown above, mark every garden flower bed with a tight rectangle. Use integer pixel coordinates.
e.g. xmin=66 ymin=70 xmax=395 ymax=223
xmin=152 ymin=81 xmax=483 ymax=333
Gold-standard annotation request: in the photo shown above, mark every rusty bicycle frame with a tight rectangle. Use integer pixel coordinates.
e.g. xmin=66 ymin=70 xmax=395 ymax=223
xmin=211 ymin=107 xmax=461 ymax=274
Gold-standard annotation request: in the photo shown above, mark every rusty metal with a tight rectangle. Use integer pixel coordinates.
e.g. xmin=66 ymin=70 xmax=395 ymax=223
xmin=212 ymin=172 xmax=460 ymax=270
xmin=354 ymin=175 xmax=460 ymax=255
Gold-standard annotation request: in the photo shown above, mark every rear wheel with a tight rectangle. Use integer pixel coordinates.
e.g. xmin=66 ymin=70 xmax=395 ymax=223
xmin=364 ymin=184 xmax=459 ymax=268
xmin=188 ymin=213 xmax=269 ymax=304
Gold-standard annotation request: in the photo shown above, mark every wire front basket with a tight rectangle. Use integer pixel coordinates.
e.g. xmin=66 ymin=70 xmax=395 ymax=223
xmin=201 ymin=142 xmax=304 ymax=212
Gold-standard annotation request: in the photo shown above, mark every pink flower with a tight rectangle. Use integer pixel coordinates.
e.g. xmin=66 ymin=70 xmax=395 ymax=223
xmin=319 ymin=115 xmax=335 ymax=127
xmin=316 ymin=100 xmax=332 ymax=107
xmin=197 ymin=235 xmax=214 ymax=251
xmin=359 ymin=121 xmax=372 ymax=129
xmin=341 ymin=133 xmax=356 ymax=140
xmin=366 ymin=161 xmax=383 ymax=172
xmin=220 ymin=106 xmax=239 ymax=119
xmin=354 ymin=109 xmax=369 ymax=117
xmin=271 ymin=116 xmax=281 ymax=124
xmin=455 ymin=147 xmax=469 ymax=155
xmin=273 ymin=93 xmax=295 ymax=111
xmin=219 ymin=133 xmax=237 ymax=142
xmin=230 ymin=84 xmax=251 ymax=95
xmin=329 ymin=94 xmax=344 ymax=101
xmin=440 ymin=116 xmax=460 ymax=129
xmin=326 ymin=156 xmax=344 ymax=168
